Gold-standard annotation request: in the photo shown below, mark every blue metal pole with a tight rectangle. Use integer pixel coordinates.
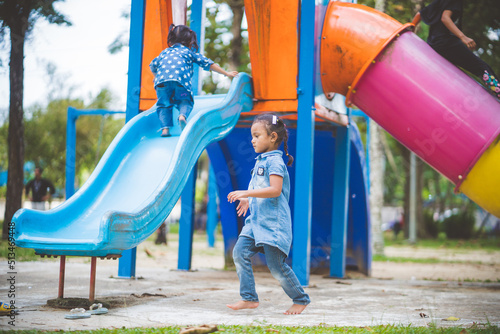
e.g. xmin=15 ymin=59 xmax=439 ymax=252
xmin=207 ymin=163 xmax=218 ymax=247
xmin=178 ymin=162 xmax=197 ymax=270
xmin=190 ymin=0 xmax=206 ymax=96
xmin=125 ymin=0 xmax=146 ymax=122
xmin=176 ymin=0 xmax=204 ymax=269
xmin=330 ymin=122 xmax=352 ymax=278
xmin=350 ymin=109 xmax=370 ymax=191
xmin=65 ymin=108 xmax=125 ymax=199
xmin=119 ymin=0 xmax=146 ymax=277
xmin=292 ymin=0 xmax=316 ymax=286
xmin=65 ymin=107 xmax=78 ymax=199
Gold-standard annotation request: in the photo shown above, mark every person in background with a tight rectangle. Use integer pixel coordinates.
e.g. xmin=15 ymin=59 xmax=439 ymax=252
xmin=412 ymin=0 xmax=500 ymax=99
xmin=25 ymin=167 xmax=55 ymax=211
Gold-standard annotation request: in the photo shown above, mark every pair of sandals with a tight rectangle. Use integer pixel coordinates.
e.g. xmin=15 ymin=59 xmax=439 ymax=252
xmin=161 ymin=116 xmax=187 ymax=137
xmin=64 ymin=303 xmax=108 ymax=319
xmin=482 ymin=71 xmax=500 ymax=99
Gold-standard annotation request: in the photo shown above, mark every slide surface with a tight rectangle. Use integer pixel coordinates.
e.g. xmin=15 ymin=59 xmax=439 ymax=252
xmin=13 ymin=74 xmax=253 ymax=257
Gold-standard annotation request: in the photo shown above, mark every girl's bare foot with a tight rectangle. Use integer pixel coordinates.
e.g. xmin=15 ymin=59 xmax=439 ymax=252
xmin=161 ymin=128 xmax=170 ymax=137
xmin=226 ymin=300 xmax=259 ymax=310
xmin=284 ymin=303 xmax=307 ymax=315
xmin=178 ymin=115 xmax=187 ymax=128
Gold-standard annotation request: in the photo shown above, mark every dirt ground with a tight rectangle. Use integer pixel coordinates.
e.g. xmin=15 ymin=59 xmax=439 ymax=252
xmin=1 ymin=233 xmax=499 ymax=331
xmin=132 ymin=233 xmax=500 ymax=282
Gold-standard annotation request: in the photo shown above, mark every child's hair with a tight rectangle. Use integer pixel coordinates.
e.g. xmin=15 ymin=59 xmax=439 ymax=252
xmin=167 ymin=24 xmax=199 ymax=51
xmin=253 ymin=114 xmax=294 ymax=166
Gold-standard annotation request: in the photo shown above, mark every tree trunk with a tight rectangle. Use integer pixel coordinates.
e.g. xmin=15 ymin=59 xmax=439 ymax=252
xmin=416 ymin=157 xmax=426 ymax=238
xmin=3 ymin=19 xmax=26 ymax=240
xmin=369 ymin=121 xmax=385 ymax=255
xmin=369 ymin=0 xmax=386 ymax=256
xmin=402 ymin=146 xmax=410 ymax=238
xmin=227 ymin=0 xmax=244 ymax=70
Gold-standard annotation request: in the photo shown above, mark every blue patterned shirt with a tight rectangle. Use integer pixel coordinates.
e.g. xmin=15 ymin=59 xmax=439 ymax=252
xmin=149 ymin=44 xmax=214 ymax=99
xmin=240 ymin=150 xmax=293 ymax=256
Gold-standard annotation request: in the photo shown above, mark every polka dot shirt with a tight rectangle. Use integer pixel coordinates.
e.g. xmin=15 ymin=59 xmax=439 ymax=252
xmin=149 ymin=43 xmax=214 ymax=99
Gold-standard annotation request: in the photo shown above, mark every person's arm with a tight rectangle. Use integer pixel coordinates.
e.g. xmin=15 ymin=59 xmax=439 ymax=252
xmin=441 ymin=9 xmax=476 ymax=50
xmin=411 ymin=12 xmax=421 ymax=27
xmin=48 ymin=181 xmax=56 ymax=195
xmin=210 ymin=63 xmax=238 ymax=78
xmin=25 ymin=181 xmax=31 ymax=198
xmin=228 ymin=174 xmax=283 ymax=203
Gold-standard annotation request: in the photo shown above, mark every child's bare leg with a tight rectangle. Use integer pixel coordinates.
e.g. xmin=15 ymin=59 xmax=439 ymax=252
xmin=284 ymin=303 xmax=307 ymax=315
xmin=226 ymin=300 xmax=259 ymax=310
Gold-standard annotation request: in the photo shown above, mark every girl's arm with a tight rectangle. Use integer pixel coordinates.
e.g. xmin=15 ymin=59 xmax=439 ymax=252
xmin=441 ymin=10 xmax=476 ymax=50
xmin=228 ymin=175 xmax=283 ymax=203
xmin=210 ymin=63 xmax=239 ymax=78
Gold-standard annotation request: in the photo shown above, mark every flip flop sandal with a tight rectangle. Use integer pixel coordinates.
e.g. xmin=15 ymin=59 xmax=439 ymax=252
xmin=64 ymin=308 xmax=91 ymax=319
xmin=89 ymin=303 xmax=108 ymax=315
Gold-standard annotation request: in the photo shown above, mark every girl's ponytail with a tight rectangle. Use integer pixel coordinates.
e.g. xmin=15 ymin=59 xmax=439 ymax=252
xmin=283 ymin=129 xmax=294 ymax=167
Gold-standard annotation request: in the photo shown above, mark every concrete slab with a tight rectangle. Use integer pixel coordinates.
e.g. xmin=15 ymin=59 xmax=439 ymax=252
xmin=1 ymin=259 xmax=499 ymax=331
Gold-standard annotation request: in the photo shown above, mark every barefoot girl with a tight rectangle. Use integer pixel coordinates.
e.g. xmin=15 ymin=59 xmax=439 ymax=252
xmin=226 ymin=114 xmax=310 ymax=315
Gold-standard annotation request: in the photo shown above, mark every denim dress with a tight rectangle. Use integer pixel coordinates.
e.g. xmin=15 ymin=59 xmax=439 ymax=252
xmin=240 ymin=150 xmax=293 ymax=256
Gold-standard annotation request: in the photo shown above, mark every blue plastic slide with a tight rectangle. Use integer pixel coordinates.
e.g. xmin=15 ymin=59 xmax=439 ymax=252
xmin=13 ymin=73 xmax=253 ymax=257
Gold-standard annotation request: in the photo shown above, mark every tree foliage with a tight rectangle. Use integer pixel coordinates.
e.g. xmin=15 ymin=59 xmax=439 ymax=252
xmin=202 ymin=1 xmax=249 ymax=94
xmin=1 ymin=89 xmax=124 ymax=194
xmin=359 ymin=0 xmax=500 ymax=72
xmin=0 ymin=0 xmax=71 ymax=239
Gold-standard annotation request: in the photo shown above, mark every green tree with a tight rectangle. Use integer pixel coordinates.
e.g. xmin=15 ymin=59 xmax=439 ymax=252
xmin=202 ymin=1 xmax=249 ymax=94
xmin=0 ymin=0 xmax=71 ymax=239
xmin=359 ymin=0 xmax=500 ymax=71
xmin=21 ymin=89 xmax=124 ymax=193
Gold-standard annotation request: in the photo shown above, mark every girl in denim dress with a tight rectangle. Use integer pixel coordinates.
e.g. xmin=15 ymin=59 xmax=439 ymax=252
xmin=149 ymin=24 xmax=238 ymax=137
xmin=227 ymin=114 xmax=310 ymax=315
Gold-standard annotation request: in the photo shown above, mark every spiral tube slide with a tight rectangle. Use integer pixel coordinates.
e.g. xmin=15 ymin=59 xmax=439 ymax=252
xmin=321 ymin=2 xmax=500 ymax=217
xmin=13 ymin=74 xmax=253 ymax=256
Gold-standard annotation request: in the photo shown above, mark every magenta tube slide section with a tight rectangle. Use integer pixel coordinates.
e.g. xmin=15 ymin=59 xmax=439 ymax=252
xmin=352 ymin=32 xmax=500 ymax=184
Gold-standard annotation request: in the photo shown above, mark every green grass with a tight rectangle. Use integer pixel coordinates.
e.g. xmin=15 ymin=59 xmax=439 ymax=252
xmin=384 ymin=233 xmax=500 ymax=251
xmin=373 ymin=254 xmax=449 ymax=264
xmin=0 ymin=240 xmax=40 ymax=261
xmin=1 ymin=324 xmax=499 ymax=334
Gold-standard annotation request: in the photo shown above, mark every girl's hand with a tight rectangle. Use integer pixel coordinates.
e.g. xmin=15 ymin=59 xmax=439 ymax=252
xmin=226 ymin=71 xmax=239 ymax=78
xmin=236 ymin=198 xmax=249 ymax=217
xmin=460 ymin=36 xmax=476 ymax=50
xmin=227 ymin=190 xmax=248 ymax=203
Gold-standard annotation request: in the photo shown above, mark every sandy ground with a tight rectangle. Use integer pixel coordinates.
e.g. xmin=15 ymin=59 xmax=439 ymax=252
xmin=1 ymin=233 xmax=499 ymax=331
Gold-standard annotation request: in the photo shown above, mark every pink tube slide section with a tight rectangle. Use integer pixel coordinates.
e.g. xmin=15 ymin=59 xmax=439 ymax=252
xmin=351 ymin=32 xmax=500 ymax=185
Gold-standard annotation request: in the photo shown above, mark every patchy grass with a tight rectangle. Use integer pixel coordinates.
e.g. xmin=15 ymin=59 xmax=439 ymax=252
xmin=384 ymin=233 xmax=500 ymax=251
xmin=1 ymin=324 xmax=499 ymax=334
xmin=371 ymin=254 xmax=485 ymax=265
xmin=0 ymin=240 xmax=40 ymax=262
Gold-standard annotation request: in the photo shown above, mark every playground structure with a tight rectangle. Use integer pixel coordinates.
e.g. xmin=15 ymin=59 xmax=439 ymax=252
xmin=13 ymin=0 xmax=500 ymax=302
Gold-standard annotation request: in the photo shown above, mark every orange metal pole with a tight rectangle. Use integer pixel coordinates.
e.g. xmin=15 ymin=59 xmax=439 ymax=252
xmin=58 ymin=256 xmax=66 ymax=299
xmin=89 ymin=257 xmax=97 ymax=302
